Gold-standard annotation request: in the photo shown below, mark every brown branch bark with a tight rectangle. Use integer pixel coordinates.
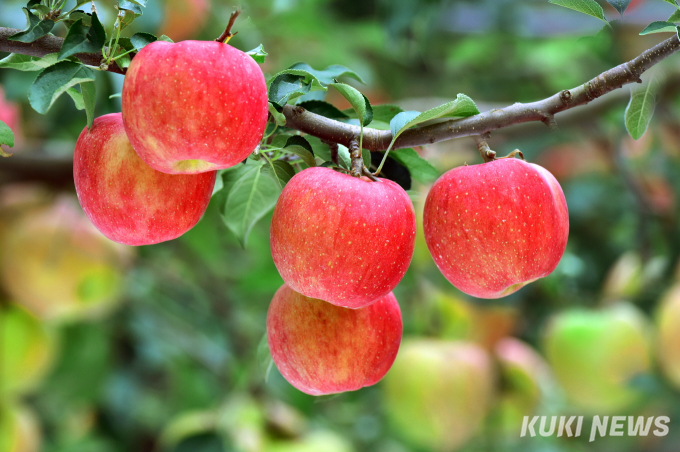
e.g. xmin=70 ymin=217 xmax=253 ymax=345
xmin=1 ymin=27 xmax=679 ymax=148
xmin=0 ymin=27 xmax=126 ymax=74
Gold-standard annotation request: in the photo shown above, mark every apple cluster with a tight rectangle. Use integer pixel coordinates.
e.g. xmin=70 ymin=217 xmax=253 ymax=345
xmin=69 ymin=37 xmax=571 ymax=398
xmin=73 ymin=40 xmax=269 ymax=246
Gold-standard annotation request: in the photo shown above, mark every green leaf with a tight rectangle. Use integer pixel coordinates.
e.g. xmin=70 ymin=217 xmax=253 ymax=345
xmin=669 ymin=9 xmax=680 ymax=21
xmin=297 ymin=100 xmax=349 ymax=119
xmin=661 ymin=0 xmax=679 ymax=7
xmin=387 ymin=94 xmax=479 ymax=151
xmin=0 ymin=53 xmax=59 ymax=71
xmin=118 ymin=0 xmax=143 ymax=15
xmin=548 ymin=0 xmax=608 ymax=24
xmin=329 ymin=83 xmax=372 ymax=126
xmin=625 ymin=77 xmax=659 ymax=140
xmin=130 ymin=32 xmax=157 ymax=51
xmin=288 ymin=63 xmax=365 ymax=86
xmin=158 ymin=35 xmax=174 ymax=42
xmin=245 ymin=45 xmax=267 ymax=64
xmin=262 ymin=159 xmax=295 ymax=189
xmin=28 ymin=61 xmax=96 ymax=114
xmin=389 ymin=148 xmax=439 ymax=184
xmin=58 ymin=13 xmax=107 ymax=61
xmin=605 ymin=0 xmax=632 ymax=15
xmin=81 ymin=81 xmax=96 ymax=129
xmin=282 ymin=136 xmax=316 ymax=167
xmin=116 ymin=9 xmax=140 ymax=30
xmin=0 ymin=120 xmax=15 ymax=148
xmin=9 ymin=8 xmax=55 ymax=43
xmin=640 ymin=21 xmax=677 ymax=34
xmin=223 ymin=162 xmax=281 ymax=247
xmin=29 ymin=4 xmax=51 ymax=15
xmin=268 ymin=70 xmax=326 ymax=106
xmin=66 ymin=87 xmax=84 ymax=109
xmin=268 ymin=103 xmax=286 ymax=127
xmin=362 ymin=148 xmax=371 ymax=169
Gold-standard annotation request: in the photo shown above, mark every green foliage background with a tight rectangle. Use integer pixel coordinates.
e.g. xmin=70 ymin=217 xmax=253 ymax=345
xmin=3 ymin=0 xmax=680 ymax=451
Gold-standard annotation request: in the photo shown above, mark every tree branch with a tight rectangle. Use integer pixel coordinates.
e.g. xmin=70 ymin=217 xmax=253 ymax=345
xmin=1 ymin=27 xmax=679 ymax=149
xmin=282 ymin=35 xmax=680 ymax=151
xmin=0 ymin=27 xmax=126 ymax=75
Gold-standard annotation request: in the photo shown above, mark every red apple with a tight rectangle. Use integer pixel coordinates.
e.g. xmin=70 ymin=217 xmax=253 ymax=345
xmin=74 ymin=113 xmax=216 ymax=245
xmin=0 ymin=86 xmax=22 ymax=151
xmin=266 ymin=284 xmax=402 ymax=395
xmin=382 ymin=340 xmax=495 ymax=451
xmin=423 ymin=158 xmax=569 ymax=298
xmin=270 ymin=167 xmax=416 ymax=308
xmin=122 ymin=41 xmax=268 ymax=174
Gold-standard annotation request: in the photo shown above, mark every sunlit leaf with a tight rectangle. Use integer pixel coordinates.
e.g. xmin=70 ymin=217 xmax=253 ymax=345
xmin=639 ymin=21 xmax=677 ymax=34
xmin=548 ymin=0 xmax=609 ymax=24
xmin=28 ymin=61 xmax=96 ymax=114
xmin=0 ymin=53 xmax=59 ymax=71
xmin=625 ymin=76 xmax=659 ymax=140
xmin=246 ymin=44 xmax=267 ymax=64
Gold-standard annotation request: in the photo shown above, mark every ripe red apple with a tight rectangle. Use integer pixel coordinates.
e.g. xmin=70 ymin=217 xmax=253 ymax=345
xmin=270 ymin=167 xmax=416 ymax=308
xmin=122 ymin=41 xmax=268 ymax=174
xmin=74 ymin=113 xmax=216 ymax=245
xmin=543 ymin=303 xmax=652 ymax=413
xmin=656 ymin=283 xmax=680 ymax=389
xmin=383 ymin=340 xmax=495 ymax=451
xmin=266 ymin=284 xmax=402 ymax=395
xmin=423 ymin=158 xmax=568 ymax=298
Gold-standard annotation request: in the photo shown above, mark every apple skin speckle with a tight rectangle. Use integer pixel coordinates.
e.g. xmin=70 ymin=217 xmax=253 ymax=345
xmin=74 ymin=113 xmax=216 ymax=246
xmin=267 ymin=284 xmax=402 ymax=396
xmin=423 ymin=158 xmax=569 ymax=298
xmin=270 ymin=167 xmax=416 ymax=308
xmin=121 ymin=41 xmax=268 ymax=175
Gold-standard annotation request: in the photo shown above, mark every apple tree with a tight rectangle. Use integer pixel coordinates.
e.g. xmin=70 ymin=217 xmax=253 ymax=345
xmin=3 ymin=0 xmax=680 ymax=451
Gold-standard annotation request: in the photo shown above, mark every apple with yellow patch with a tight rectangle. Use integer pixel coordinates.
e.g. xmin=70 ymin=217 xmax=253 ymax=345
xmin=74 ymin=113 xmax=216 ymax=245
xmin=267 ymin=284 xmax=402 ymax=395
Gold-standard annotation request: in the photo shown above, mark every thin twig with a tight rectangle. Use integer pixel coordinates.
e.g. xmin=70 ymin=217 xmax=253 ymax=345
xmin=215 ymin=8 xmax=241 ymax=44
xmin=1 ymin=30 xmax=679 ymax=150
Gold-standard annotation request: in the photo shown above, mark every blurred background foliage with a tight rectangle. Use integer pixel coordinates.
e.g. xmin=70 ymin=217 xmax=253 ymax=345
xmin=3 ymin=0 xmax=680 ymax=451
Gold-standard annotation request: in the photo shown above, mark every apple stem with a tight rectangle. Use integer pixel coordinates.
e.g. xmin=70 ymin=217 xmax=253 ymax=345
xmin=323 ymin=140 xmax=340 ymax=166
xmin=349 ymin=139 xmax=363 ymax=178
xmin=215 ymin=8 xmax=241 ymax=44
xmin=473 ymin=135 xmax=496 ymax=163
xmin=362 ymin=166 xmax=378 ymax=181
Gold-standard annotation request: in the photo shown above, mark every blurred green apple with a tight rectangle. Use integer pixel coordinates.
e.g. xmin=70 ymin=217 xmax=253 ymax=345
xmin=490 ymin=337 xmax=554 ymax=436
xmin=0 ymin=304 xmax=55 ymax=397
xmin=264 ymin=431 xmax=354 ymax=452
xmin=656 ymin=283 xmax=680 ymax=389
xmin=383 ymin=339 xmax=495 ymax=451
xmin=543 ymin=303 xmax=652 ymax=413
xmin=0 ymin=403 xmax=41 ymax=452
xmin=0 ymin=196 xmax=133 ymax=322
